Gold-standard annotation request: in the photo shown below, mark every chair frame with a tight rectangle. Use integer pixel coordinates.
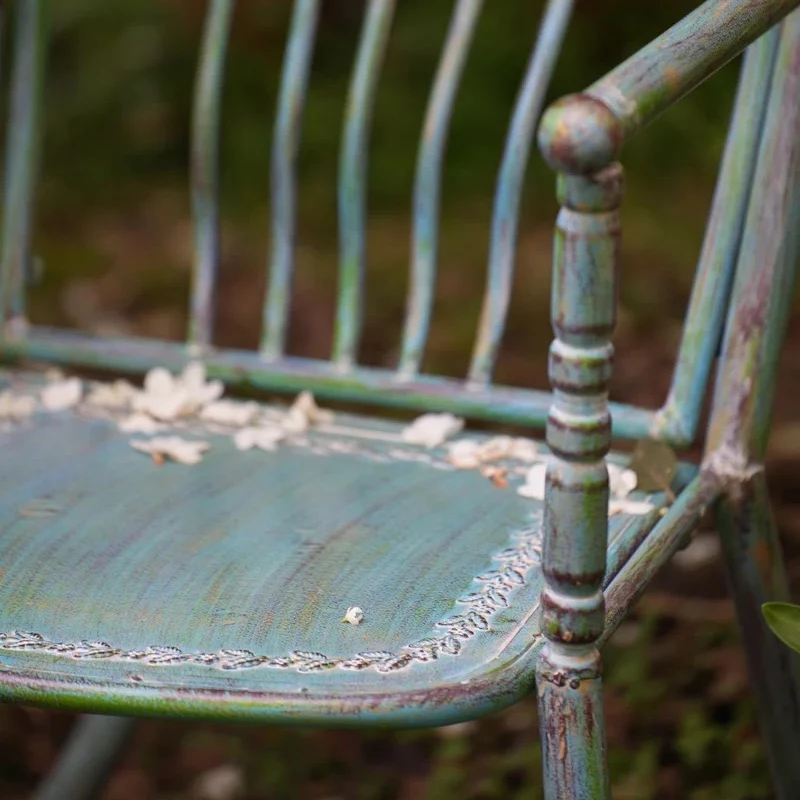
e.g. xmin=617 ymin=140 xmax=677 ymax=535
xmin=0 ymin=1 xmax=797 ymax=798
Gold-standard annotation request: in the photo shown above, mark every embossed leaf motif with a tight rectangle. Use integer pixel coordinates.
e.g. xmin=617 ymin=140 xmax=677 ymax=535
xmin=627 ymin=438 xmax=678 ymax=495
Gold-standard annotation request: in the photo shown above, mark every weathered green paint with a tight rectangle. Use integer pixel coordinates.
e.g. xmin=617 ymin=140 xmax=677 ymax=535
xmin=536 ymin=164 xmax=620 ymax=799
xmin=0 ymin=370 xmax=683 ymax=730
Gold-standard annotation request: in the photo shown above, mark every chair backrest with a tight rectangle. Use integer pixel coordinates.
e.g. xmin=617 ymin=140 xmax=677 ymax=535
xmin=0 ymin=0 xmax=576 ymax=432
xmin=0 ymin=0 xmax=795 ymax=448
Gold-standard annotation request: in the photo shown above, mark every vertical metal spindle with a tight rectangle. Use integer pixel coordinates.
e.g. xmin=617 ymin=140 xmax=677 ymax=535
xmin=188 ymin=0 xmax=234 ymax=351
xmin=332 ymin=0 xmax=395 ymax=369
xmin=0 ymin=0 xmax=47 ymax=334
xmin=701 ymin=21 xmax=800 ymax=792
xmin=534 ymin=117 xmax=623 ymax=796
xmin=397 ymin=0 xmax=482 ymax=378
xmin=261 ymin=0 xmax=320 ymax=360
xmin=655 ymin=31 xmax=780 ymax=444
xmin=467 ymin=0 xmax=573 ymax=386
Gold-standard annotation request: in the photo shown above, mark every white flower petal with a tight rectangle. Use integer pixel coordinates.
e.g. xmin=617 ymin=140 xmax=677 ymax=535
xmin=195 ymin=380 xmax=224 ymax=408
xmin=143 ymin=367 xmax=175 ymax=396
xmin=0 ymin=391 xmax=35 ymax=420
xmin=284 ymin=391 xmax=334 ymax=431
xmin=118 ymin=413 xmax=167 ymax=434
xmin=233 ymin=426 xmax=285 ymax=452
xmin=41 ymin=378 xmax=82 ymax=411
xmin=447 ymin=439 xmax=481 ymax=469
xmin=476 ymin=436 xmax=514 ymax=462
xmin=509 ymin=437 xmax=538 ymax=463
xmin=201 ymin=400 xmax=259 ymax=427
xmin=517 ymin=462 xmax=547 ymax=500
xmin=180 ymin=362 xmax=207 ymax=393
xmin=342 ymin=606 xmax=364 ymax=625
xmin=130 ymin=436 xmax=210 ymax=465
xmin=282 ymin=407 xmax=309 ymax=434
xmin=85 ymin=380 xmax=137 ymax=410
xmin=401 ymin=413 xmax=464 ymax=448
xmin=133 ymin=388 xmax=188 ymax=421
xmin=608 ymin=466 xmax=638 ymax=499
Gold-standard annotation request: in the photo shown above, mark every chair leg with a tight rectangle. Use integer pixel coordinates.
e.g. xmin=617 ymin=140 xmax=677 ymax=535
xmin=536 ymin=644 xmax=608 ymax=799
xmin=716 ymin=470 xmax=800 ymax=800
xmin=33 ymin=714 xmax=135 ymax=800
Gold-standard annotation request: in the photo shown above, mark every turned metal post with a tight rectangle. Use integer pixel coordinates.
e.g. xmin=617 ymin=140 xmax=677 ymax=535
xmin=536 ymin=96 xmax=622 ymax=800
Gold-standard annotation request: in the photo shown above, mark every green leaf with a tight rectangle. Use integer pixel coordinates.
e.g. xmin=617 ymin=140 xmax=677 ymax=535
xmin=762 ymin=602 xmax=800 ymax=654
xmin=628 ymin=439 xmax=678 ymax=494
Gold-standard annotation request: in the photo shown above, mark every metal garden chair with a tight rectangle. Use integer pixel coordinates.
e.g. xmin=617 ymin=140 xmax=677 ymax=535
xmin=0 ymin=1 xmax=799 ymax=798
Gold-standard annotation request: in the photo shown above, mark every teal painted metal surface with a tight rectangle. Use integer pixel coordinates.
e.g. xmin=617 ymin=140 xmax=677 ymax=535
xmin=0 ymin=326 xmax=660 ymax=438
xmin=0 ymin=0 xmax=47 ymax=330
xmin=705 ymin=8 xmax=800 ymax=462
xmin=262 ymin=0 xmax=320 ymax=361
xmin=398 ymin=0 xmax=483 ymax=378
xmin=189 ymin=0 xmax=234 ymax=351
xmin=333 ymin=0 xmax=395 ymax=369
xmin=700 ymin=15 xmax=800 ymax=795
xmin=535 ymin=165 xmax=622 ymax=800
xmin=0 ymin=370 xmax=686 ymax=728
xmin=468 ymin=0 xmax=573 ymax=385
xmin=656 ymin=31 xmax=779 ymax=445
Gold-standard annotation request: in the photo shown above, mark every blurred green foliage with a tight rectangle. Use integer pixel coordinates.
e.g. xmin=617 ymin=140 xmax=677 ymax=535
xmin=38 ymin=0 xmax=737 ymax=215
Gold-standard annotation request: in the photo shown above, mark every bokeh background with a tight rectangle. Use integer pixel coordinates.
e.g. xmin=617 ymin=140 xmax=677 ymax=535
xmin=2 ymin=1 xmax=800 ymax=798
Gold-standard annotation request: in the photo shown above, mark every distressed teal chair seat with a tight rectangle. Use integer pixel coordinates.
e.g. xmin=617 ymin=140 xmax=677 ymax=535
xmin=0 ymin=368 xmax=686 ymax=726
xmin=1 ymin=0 xmax=800 ymax=799
xmin=0 ymin=390 xmax=688 ymax=785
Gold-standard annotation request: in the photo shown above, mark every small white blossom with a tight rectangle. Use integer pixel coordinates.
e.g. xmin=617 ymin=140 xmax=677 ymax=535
xmin=130 ymin=436 xmax=210 ymax=465
xmin=508 ymin=437 xmax=538 ymax=463
xmin=181 ymin=362 xmax=225 ymax=409
xmin=517 ymin=462 xmax=547 ymax=499
xmin=84 ymin=380 xmax=137 ymax=410
xmin=448 ymin=435 xmax=538 ymax=469
xmin=41 ymin=378 xmax=82 ymax=411
xmin=608 ymin=463 xmax=638 ymax=499
xmin=118 ymin=413 xmax=168 ymax=434
xmin=201 ymin=400 xmax=260 ymax=427
xmin=342 ymin=606 xmax=364 ymax=625
xmin=447 ymin=439 xmax=481 ymax=469
xmin=401 ymin=413 xmax=464 ymax=448
xmin=233 ymin=425 xmax=285 ymax=452
xmin=133 ymin=363 xmax=223 ymax=421
xmin=0 ymin=391 xmax=35 ymax=420
xmin=282 ymin=391 xmax=334 ymax=434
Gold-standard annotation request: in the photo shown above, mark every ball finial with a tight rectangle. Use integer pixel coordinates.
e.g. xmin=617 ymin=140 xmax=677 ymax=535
xmin=538 ymin=94 xmax=622 ymax=175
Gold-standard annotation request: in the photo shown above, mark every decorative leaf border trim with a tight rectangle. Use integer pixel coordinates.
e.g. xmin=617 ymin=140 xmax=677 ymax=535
xmin=0 ymin=515 xmax=543 ymax=675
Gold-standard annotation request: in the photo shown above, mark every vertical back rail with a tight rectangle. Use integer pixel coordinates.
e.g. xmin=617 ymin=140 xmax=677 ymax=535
xmin=655 ymin=31 xmax=780 ymax=444
xmin=467 ymin=0 xmax=573 ymax=385
xmin=0 ymin=0 xmax=47 ymax=332
xmin=706 ymin=11 xmax=800 ymax=462
xmin=188 ymin=0 xmax=234 ymax=351
xmin=332 ymin=0 xmax=395 ymax=369
xmin=397 ymin=0 xmax=482 ymax=378
xmin=261 ymin=0 xmax=320 ymax=360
